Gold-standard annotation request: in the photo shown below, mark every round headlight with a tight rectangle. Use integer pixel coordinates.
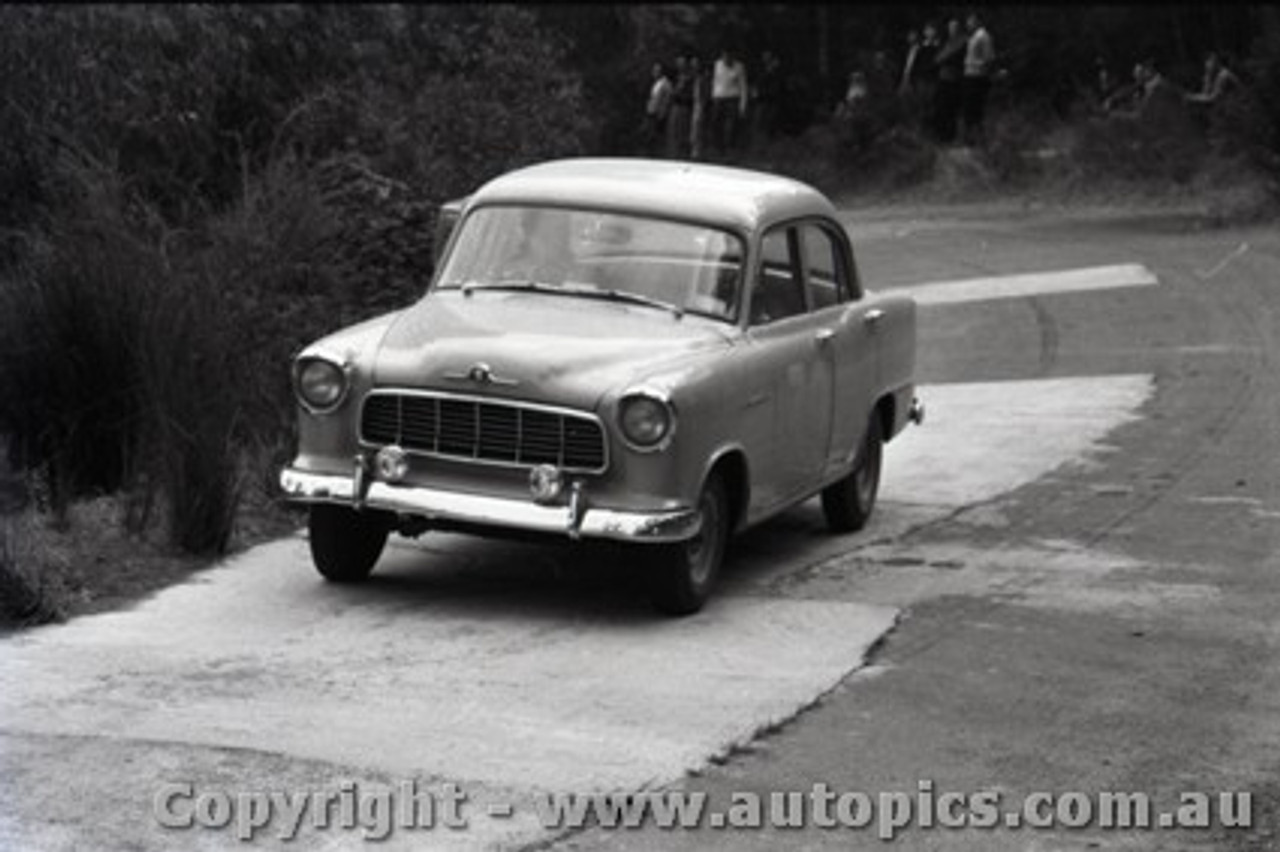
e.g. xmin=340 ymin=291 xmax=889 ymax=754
xmin=296 ymin=357 xmax=348 ymax=411
xmin=619 ymin=393 xmax=673 ymax=449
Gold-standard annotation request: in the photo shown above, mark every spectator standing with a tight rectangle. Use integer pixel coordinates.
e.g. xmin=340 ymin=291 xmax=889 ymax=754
xmin=754 ymin=50 xmax=783 ymax=143
xmin=835 ymin=70 xmax=874 ymax=155
xmin=932 ymin=18 xmax=966 ymax=143
xmin=1133 ymin=58 xmax=1189 ymax=131
xmin=689 ymin=55 xmax=710 ymax=159
xmin=868 ymin=49 xmax=896 ymax=101
xmin=711 ymin=47 xmax=749 ymax=157
xmin=961 ymin=11 xmax=995 ymax=145
xmin=899 ymin=29 xmax=922 ymax=95
xmin=644 ymin=61 xmax=673 ymax=156
xmin=666 ymin=56 xmax=695 ymax=159
xmin=910 ymin=22 xmax=941 ymax=131
xmin=915 ymin=23 xmax=941 ymax=93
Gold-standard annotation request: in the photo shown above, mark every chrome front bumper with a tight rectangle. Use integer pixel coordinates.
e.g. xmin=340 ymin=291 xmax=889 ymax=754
xmin=279 ymin=467 xmax=701 ymax=544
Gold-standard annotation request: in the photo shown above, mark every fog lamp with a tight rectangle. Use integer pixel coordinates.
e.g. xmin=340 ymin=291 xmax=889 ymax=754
xmin=375 ymin=445 xmax=409 ymax=483
xmin=529 ymin=464 xmax=563 ymax=504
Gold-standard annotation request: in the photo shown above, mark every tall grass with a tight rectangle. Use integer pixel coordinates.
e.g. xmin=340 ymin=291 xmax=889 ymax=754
xmin=0 ymin=152 xmax=353 ymax=556
xmin=0 ymin=515 xmax=64 ymax=625
xmin=0 ymin=156 xmax=156 ymax=524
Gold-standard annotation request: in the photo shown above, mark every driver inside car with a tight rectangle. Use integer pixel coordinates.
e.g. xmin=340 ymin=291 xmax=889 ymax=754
xmin=497 ymin=209 xmax=583 ymax=286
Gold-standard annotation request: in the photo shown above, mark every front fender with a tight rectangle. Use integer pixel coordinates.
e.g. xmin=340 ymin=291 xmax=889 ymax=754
xmin=290 ymin=310 xmax=403 ymax=474
xmin=596 ymin=338 xmax=766 ymax=512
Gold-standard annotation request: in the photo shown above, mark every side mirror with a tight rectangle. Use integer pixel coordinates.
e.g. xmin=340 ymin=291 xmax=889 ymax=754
xmin=433 ymin=196 xmax=470 ymax=269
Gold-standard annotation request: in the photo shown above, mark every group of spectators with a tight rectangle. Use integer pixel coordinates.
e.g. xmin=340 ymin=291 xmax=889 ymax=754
xmin=643 ymin=13 xmax=1250 ymax=165
xmin=642 ymin=13 xmax=1000 ymax=163
xmin=1094 ymin=52 xmax=1244 ymax=129
xmin=643 ymin=47 xmax=784 ymax=161
xmin=837 ymin=12 xmax=997 ymax=147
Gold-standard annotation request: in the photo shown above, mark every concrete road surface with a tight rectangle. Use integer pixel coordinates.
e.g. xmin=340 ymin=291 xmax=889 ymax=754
xmin=3 ymin=205 xmax=1278 ymax=851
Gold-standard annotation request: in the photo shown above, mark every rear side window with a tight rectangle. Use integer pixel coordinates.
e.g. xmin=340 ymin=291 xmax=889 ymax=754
xmin=750 ymin=228 xmax=806 ymax=325
xmin=802 ymin=224 xmax=852 ymax=308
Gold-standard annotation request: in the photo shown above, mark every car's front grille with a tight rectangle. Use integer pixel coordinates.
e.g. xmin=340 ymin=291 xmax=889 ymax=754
xmin=360 ymin=391 xmax=607 ymax=472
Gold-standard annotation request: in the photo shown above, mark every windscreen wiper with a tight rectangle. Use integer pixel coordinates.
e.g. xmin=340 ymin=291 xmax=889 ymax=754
xmin=457 ymin=279 xmax=561 ymax=295
xmin=456 ymin=280 xmax=683 ymax=319
xmin=557 ymin=285 xmax=684 ymax=319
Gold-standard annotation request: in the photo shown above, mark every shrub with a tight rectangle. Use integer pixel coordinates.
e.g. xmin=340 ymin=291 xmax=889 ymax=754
xmin=979 ymin=107 xmax=1057 ymax=184
xmin=0 ymin=514 xmax=67 ymax=625
xmin=0 ymin=153 xmax=159 ymax=521
xmin=1229 ymin=30 xmax=1280 ymax=176
xmin=0 ymin=153 xmax=330 ymax=554
xmin=0 ymin=5 xmax=597 ymax=559
xmin=1071 ymin=112 xmax=1208 ymax=185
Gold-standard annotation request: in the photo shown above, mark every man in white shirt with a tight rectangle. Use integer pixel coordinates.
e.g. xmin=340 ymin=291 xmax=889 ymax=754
xmin=961 ymin=12 xmax=995 ymax=144
xmin=711 ymin=48 xmax=749 ymax=157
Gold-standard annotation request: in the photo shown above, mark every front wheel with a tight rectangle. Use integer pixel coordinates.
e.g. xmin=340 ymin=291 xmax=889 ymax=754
xmin=821 ymin=413 xmax=883 ymax=533
xmin=308 ymin=504 xmax=392 ymax=583
xmin=647 ymin=474 xmax=729 ymax=616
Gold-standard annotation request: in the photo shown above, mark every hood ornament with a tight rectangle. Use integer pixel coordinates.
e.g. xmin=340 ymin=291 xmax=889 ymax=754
xmin=444 ymin=362 xmax=519 ymax=387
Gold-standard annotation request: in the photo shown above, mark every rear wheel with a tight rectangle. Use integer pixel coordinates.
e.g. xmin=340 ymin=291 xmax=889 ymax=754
xmin=308 ymin=505 xmax=391 ymax=583
xmin=648 ymin=474 xmax=729 ymax=616
xmin=821 ymin=413 xmax=883 ymax=533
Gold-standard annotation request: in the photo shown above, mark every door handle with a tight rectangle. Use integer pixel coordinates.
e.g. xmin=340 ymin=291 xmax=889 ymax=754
xmin=864 ymin=308 xmax=885 ymax=325
xmin=815 ymin=328 xmax=835 ymax=345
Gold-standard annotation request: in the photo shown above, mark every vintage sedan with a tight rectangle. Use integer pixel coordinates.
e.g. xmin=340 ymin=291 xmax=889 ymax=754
xmin=279 ymin=158 xmax=922 ymax=614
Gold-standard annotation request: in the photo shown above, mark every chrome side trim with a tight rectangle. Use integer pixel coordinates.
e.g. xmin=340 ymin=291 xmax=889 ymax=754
xmin=278 ymin=468 xmax=700 ymax=543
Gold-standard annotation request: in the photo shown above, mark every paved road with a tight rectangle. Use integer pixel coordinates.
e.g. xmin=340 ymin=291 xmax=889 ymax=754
xmin=2 ymin=206 xmax=1277 ymax=850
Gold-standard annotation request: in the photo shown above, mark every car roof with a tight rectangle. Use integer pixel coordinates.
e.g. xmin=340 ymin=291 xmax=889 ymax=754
xmin=466 ymin=158 xmax=837 ymax=233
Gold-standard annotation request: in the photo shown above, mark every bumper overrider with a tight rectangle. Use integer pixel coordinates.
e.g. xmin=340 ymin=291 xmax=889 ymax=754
xmin=278 ymin=461 xmax=702 ymax=544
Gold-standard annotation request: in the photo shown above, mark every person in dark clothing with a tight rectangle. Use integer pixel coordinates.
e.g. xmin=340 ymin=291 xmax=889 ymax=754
xmin=754 ymin=50 xmax=783 ymax=142
xmin=666 ymin=56 xmax=695 ymax=159
xmin=1132 ymin=58 xmax=1190 ymax=133
xmin=932 ymin=18 xmax=966 ymax=143
xmin=915 ymin=22 xmax=940 ymax=92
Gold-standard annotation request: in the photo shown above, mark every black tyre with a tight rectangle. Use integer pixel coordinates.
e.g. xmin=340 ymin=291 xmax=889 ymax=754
xmin=648 ymin=474 xmax=730 ymax=616
xmin=308 ymin=504 xmax=391 ymax=583
xmin=821 ymin=413 xmax=883 ymax=533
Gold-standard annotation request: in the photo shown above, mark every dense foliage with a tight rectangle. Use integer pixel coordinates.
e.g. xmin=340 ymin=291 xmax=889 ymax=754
xmin=0 ymin=4 xmax=590 ymax=551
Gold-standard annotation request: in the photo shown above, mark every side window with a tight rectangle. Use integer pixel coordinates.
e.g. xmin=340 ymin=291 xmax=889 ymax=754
xmin=749 ymin=227 xmax=806 ymax=325
xmin=802 ymin=224 xmax=852 ymax=309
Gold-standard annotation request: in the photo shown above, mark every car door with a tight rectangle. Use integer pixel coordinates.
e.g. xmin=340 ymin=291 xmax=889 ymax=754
xmin=743 ymin=224 xmax=835 ymax=507
xmin=798 ymin=220 xmax=879 ymax=477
